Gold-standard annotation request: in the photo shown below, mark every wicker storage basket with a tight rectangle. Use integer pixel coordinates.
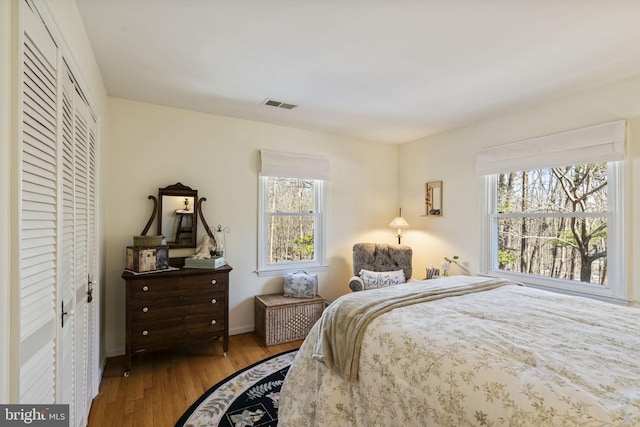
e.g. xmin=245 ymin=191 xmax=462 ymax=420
xmin=133 ymin=235 xmax=163 ymax=247
xmin=255 ymin=293 xmax=325 ymax=346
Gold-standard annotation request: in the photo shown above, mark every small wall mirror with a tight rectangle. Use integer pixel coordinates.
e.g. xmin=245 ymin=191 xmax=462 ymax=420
xmin=425 ymin=181 xmax=442 ymax=216
xmin=157 ymin=183 xmax=198 ymax=248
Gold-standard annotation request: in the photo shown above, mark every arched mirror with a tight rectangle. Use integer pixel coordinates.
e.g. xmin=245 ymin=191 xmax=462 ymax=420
xmin=157 ymin=183 xmax=198 ymax=248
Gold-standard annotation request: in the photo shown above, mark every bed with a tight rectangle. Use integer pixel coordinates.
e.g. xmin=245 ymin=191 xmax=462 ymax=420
xmin=278 ymin=276 xmax=640 ymax=426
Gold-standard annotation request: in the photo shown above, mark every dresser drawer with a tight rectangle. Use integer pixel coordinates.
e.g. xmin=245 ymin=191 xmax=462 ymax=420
xmin=131 ymin=314 xmax=226 ymax=351
xmin=178 ymin=273 xmax=228 ymax=289
xmin=130 ymin=298 xmax=226 ymax=321
xmin=129 ymin=290 xmax=226 ymax=310
xmin=129 ymin=274 xmax=227 ymax=298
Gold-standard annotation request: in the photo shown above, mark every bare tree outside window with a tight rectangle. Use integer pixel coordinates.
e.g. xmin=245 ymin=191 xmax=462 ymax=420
xmin=496 ymin=163 xmax=607 ymax=285
xmin=266 ymin=177 xmax=316 ymax=263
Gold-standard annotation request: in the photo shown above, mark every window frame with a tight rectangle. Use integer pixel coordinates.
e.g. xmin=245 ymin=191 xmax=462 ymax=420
xmin=256 ymin=175 xmax=327 ymax=277
xmin=480 ymin=161 xmax=628 ymax=303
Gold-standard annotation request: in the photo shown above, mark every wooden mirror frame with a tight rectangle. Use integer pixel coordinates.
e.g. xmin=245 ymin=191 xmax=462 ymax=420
xmin=158 ymin=183 xmax=198 ymax=248
xmin=140 ymin=182 xmax=215 ymax=250
xmin=425 ymin=181 xmax=443 ymax=216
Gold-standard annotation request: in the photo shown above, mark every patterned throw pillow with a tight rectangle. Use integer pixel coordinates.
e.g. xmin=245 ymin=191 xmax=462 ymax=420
xmin=359 ymin=269 xmax=381 ymax=288
xmin=284 ymin=272 xmax=318 ymax=298
xmin=359 ymin=269 xmax=405 ymax=290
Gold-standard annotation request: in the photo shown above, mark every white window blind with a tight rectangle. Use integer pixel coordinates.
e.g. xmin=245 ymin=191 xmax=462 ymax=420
xmin=475 ymin=120 xmax=626 ymax=175
xmin=260 ymin=150 xmax=331 ymax=180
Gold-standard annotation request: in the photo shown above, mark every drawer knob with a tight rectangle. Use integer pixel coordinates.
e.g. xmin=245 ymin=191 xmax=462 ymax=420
xmin=211 ymin=320 xmax=217 ymax=325
xmin=211 ymin=279 xmax=217 ymax=285
xmin=142 ymin=285 xmax=149 ymax=291
xmin=211 ymin=298 xmax=217 ymax=304
xmin=142 ymin=330 xmax=148 ymax=336
xmin=142 ymin=307 xmax=148 ymax=313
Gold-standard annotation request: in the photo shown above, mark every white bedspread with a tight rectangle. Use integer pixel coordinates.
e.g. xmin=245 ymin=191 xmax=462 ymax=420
xmin=278 ymin=276 xmax=640 ymax=426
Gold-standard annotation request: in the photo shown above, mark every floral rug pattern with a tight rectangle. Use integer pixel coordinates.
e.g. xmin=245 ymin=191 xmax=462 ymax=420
xmin=176 ymin=350 xmax=297 ymax=427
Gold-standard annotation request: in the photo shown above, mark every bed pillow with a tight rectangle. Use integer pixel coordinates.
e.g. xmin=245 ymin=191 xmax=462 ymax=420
xmin=378 ymin=270 xmax=406 ymax=287
xmin=359 ymin=269 xmax=381 ymax=289
xmin=284 ymin=271 xmax=318 ymax=298
xmin=359 ymin=269 xmax=405 ymax=290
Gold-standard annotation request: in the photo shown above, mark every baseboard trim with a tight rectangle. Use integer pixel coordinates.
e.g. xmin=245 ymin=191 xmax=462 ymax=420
xmin=229 ymin=325 xmax=255 ymax=335
xmin=106 ymin=346 xmax=125 ymax=358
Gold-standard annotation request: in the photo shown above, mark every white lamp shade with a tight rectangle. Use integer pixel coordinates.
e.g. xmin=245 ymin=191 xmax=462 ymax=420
xmin=388 ymin=216 xmax=409 ymax=229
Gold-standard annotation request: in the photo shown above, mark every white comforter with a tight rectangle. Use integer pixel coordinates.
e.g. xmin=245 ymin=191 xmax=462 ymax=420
xmin=278 ymin=276 xmax=640 ymax=426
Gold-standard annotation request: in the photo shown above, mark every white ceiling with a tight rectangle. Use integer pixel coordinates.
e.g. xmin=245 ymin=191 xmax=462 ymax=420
xmin=75 ymin=0 xmax=640 ymax=144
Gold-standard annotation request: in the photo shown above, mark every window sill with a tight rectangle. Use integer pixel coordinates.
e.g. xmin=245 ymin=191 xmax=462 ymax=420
xmin=479 ymin=271 xmax=630 ymax=306
xmin=256 ymin=264 xmax=328 ymax=277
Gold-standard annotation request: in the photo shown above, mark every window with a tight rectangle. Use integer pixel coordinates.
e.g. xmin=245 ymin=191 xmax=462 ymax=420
xmin=495 ymin=164 xmax=608 ymax=284
xmin=261 ymin=176 xmax=324 ymax=267
xmin=477 ymin=121 xmax=627 ymax=301
xmin=257 ymin=151 xmax=329 ymax=276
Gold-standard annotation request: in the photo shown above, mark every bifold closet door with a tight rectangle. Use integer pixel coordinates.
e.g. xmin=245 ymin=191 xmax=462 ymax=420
xmin=19 ymin=1 xmax=59 ymax=404
xmin=58 ymin=62 xmax=98 ymax=427
xmin=73 ymin=87 xmax=89 ymax=427
xmin=59 ymin=65 xmax=76 ymax=425
xmin=18 ymin=2 xmax=99 ymax=426
xmin=85 ymin=110 xmax=98 ymax=418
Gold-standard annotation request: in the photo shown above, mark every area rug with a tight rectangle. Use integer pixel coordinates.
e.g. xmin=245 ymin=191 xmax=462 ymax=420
xmin=176 ymin=349 xmax=297 ymax=427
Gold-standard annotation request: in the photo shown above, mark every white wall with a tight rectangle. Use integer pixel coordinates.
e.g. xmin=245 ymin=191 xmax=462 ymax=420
xmin=398 ymin=74 xmax=640 ymax=304
xmin=104 ymin=98 xmax=399 ymax=356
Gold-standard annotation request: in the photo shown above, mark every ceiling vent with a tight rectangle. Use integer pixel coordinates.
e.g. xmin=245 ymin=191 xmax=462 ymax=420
xmin=262 ymin=99 xmax=297 ymax=110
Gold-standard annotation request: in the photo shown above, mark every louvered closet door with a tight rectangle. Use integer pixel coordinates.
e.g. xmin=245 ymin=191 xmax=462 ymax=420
xmin=59 ymin=64 xmax=76 ymax=426
xmin=19 ymin=2 xmax=58 ymax=404
xmin=86 ymin=111 xmax=98 ymax=412
xmin=58 ymin=63 xmax=97 ymax=427
xmin=73 ymin=88 xmax=89 ymax=427
xmin=19 ymin=3 xmax=99 ymax=424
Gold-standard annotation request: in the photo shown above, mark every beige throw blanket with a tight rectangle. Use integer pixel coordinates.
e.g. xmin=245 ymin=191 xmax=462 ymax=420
xmin=311 ymin=277 xmax=518 ymax=381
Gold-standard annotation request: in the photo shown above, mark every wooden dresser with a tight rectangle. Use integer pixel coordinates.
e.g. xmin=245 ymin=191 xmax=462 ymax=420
xmin=121 ymin=265 xmax=232 ymax=375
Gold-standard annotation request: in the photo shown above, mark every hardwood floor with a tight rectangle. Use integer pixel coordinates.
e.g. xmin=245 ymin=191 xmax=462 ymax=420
xmin=87 ymin=333 xmax=302 ymax=427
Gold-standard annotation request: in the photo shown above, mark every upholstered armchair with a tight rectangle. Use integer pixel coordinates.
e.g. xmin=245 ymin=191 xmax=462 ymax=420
xmin=348 ymin=243 xmax=413 ymax=292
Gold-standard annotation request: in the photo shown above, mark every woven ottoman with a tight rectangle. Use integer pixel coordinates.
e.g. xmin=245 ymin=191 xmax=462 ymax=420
xmin=254 ymin=293 xmax=325 ymax=346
